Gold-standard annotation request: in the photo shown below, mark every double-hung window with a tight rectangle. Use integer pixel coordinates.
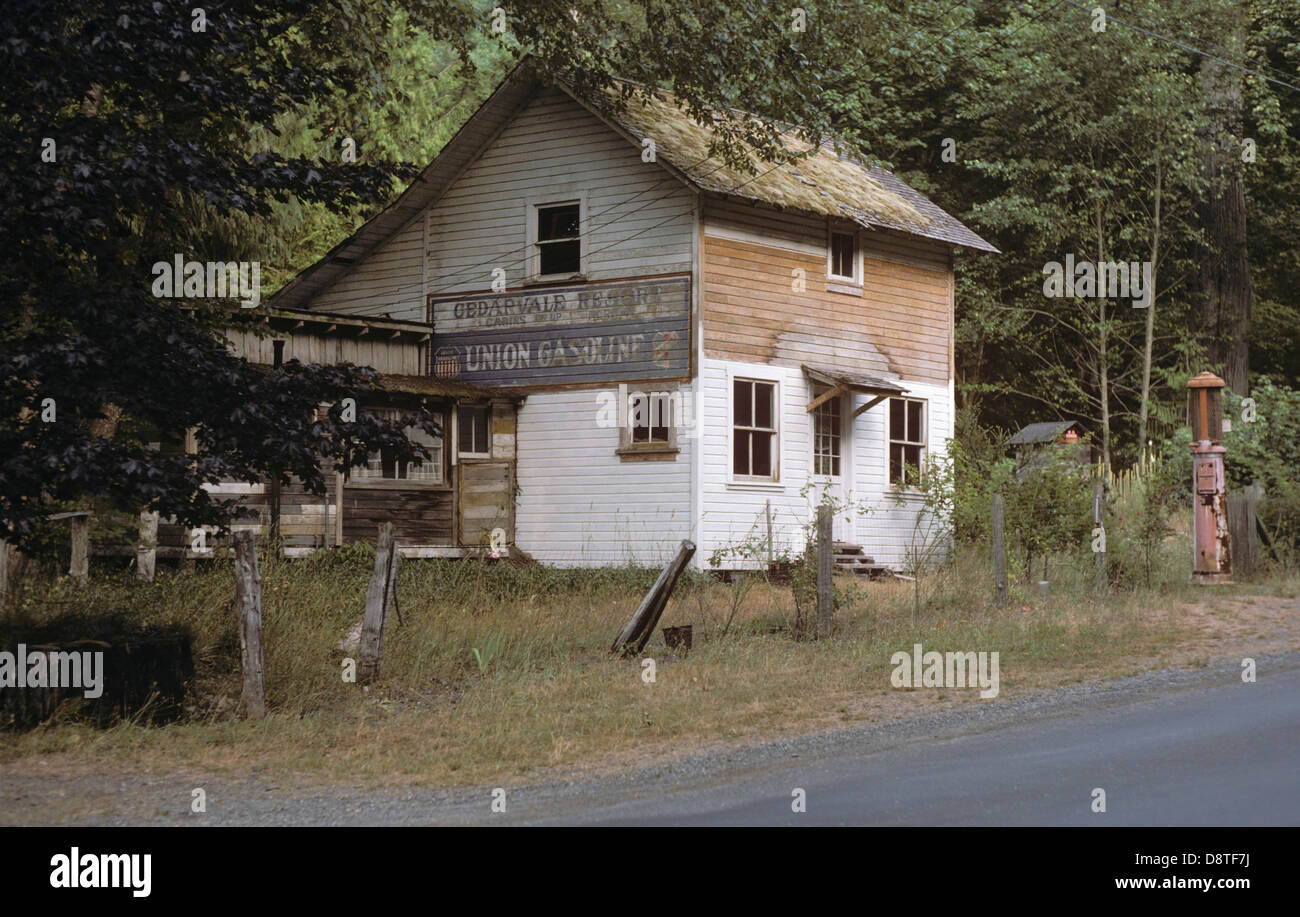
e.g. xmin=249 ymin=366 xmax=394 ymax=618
xmin=534 ymin=202 xmax=581 ymax=278
xmin=733 ymin=379 xmax=778 ymax=481
xmin=888 ymin=397 xmax=926 ymax=486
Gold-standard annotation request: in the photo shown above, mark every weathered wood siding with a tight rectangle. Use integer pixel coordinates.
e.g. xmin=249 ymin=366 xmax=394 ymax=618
xmin=308 ymin=217 xmax=426 ymax=321
xmin=342 ymin=485 xmax=454 ymax=546
xmin=223 ymin=327 xmax=424 ymax=375
xmin=423 ymin=86 xmax=696 ymax=299
xmin=458 ymin=462 xmax=512 ymax=548
xmin=701 ymin=198 xmax=953 ymax=385
xmin=160 ymin=474 xmax=343 ymax=555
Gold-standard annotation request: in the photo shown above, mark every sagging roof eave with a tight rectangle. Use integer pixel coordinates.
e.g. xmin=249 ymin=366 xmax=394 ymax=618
xmin=708 ymin=190 xmax=998 ymax=255
xmin=270 ymin=59 xmax=546 ymax=313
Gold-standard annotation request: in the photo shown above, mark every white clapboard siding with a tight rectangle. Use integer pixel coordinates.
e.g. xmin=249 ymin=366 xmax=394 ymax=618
xmin=425 ymin=86 xmax=696 ymax=298
xmin=850 ymin=377 xmax=953 ymax=568
xmin=309 ymin=216 xmax=426 ymax=322
xmin=514 ymin=389 xmax=694 ymax=567
xmin=697 ymin=359 xmax=814 ymax=567
xmin=698 ymin=358 xmax=953 ymax=570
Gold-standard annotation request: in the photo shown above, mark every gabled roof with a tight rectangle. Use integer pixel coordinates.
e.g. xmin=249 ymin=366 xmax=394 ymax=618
xmin=584 ymin=86 xmax=997 ymax=253
xmin=273 ymin=58 xmax=996 ymax=312
xmin=1006 ymin=420 xmax=1080 ymax=446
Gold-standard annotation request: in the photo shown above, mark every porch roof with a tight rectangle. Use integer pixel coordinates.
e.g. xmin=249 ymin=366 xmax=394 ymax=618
xmin=801 ymin=364 xmax=907 ymax=415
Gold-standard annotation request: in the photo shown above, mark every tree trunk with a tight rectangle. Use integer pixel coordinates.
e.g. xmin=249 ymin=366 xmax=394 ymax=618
xmin=1197 ymin=34 xmax=1253 ymax=395
xmin=1096 ymin=201 xmax=1111 ymax=475
xmin=1138 ymin=156 xmax=1162 ymax=458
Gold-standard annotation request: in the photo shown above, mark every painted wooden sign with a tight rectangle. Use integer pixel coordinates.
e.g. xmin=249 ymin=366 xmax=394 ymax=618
xmin=429 ymin=276 xmax=690 ymax=385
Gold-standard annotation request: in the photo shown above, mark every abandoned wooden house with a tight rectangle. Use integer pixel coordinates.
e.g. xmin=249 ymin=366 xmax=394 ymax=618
xmin=222 ymin=59 xmax=996 ymax=569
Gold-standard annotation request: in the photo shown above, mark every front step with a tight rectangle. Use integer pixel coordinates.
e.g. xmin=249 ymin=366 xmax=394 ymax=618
xmin=833 ymin=543 xmax=893 ymax=579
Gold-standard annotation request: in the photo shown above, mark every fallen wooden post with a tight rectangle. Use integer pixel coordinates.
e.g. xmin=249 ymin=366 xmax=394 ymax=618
xmin=232 ymin=530 xmax=266 ymax=719
xmin=359 ymin=522 xmax=396 ymax=683
xmin=612 ymin=540 xmax=696 ymax=656
xmin=816 ymin=505 xmax=833 ymax=639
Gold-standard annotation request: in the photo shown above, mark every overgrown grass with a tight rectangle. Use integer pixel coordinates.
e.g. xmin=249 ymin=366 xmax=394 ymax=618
xmin=1 ymin=514 xmax=1289 ymax=786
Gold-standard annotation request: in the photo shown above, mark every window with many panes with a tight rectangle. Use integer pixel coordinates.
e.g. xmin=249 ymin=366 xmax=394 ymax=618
xmin=457 ymin=405 xmax=490 ymax=458
xmin=535 ymin=202 xmax=581 ymax=277
xmin=812 ymin=391 xmax=842 ymax=476
xmin=889 ymin=397 xmax=926 ymax=485
xmin=829 ymin=229 xmax=857 ymax=282
xmin=733 ymin=379 xmax=778 ymax=480
xmin=351 ymin=408 xmax=444 ymax=484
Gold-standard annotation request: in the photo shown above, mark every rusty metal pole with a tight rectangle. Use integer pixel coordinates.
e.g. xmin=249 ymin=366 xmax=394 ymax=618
xmin=1187 ymin=372 xmax=1232 ymax=585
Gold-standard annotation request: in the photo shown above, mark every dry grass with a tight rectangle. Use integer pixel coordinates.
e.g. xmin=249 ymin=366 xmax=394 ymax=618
xmin=2 ymin=527 xmax=1295 ymax=789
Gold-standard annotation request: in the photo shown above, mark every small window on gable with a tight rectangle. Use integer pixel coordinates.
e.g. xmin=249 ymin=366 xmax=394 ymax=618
xmin=457 ymin=405 xmax=490 ymax=458
xmin=889 ymin=397 xmax=926 ymax=486
xmin=829 ymin=230 xmax=857 ymax=282
xmin=536 ymin=202 xmax=581 ymax=277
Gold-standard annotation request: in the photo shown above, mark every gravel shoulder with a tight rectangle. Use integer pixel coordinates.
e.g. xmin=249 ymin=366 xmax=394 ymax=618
xmin=4 ymin=646 xmax=1295 ymax=826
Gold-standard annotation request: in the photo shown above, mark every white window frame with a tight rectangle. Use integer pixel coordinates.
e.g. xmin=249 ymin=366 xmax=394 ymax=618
xmin=730 ymin=375 xmax=781 ymax=484
xmin=617 ymin=389 xmax=679 ymax=457
xmin=456 ymin=404 xmax=492 ymax=460
xmin=350 ymin=407 xmax=445 ymax=485
xmin=827 ymin=225 xmax=861 ymax=285
xmin=526 ymin=192 xmax=588 ymax=282
xmin=888 ymin=396 xmax=927 ymax=488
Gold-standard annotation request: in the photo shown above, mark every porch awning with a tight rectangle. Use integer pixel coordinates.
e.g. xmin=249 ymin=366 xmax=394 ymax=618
xmin=801 ymin=364 xmax=907 ymax=417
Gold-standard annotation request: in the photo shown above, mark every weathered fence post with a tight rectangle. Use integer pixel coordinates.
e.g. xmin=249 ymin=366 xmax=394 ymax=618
xmin=991 ymin=494 xmax=1007 ymax=604
xmin=611 ymin=539 xmax=696 ymax=655
xmin=816 ymin=504 xmax=833 ymax=639
xmin=68 ymin=512 xmax=89 ymax=582
xmin=232 ymin=530 xmax=266 ymax=719
xmin=1227 ymin=483 xmax=1261 ymax=579
xmin=136 ymin=510 xmax=159 ymax=583
xmin=1093 ymin=483 xmax=1108 ymax=593
xmin=359 ymin=522 xmax=396 ymax=683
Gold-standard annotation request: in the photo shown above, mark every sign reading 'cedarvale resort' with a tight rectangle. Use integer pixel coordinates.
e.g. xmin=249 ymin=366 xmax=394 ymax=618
xmin=428 ymin=276 xmax=690 ymax=386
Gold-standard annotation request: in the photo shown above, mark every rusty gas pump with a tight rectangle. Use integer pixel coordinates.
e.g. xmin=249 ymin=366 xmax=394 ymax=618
xmin=1187 ymin=372 xmax=1231 ymax=584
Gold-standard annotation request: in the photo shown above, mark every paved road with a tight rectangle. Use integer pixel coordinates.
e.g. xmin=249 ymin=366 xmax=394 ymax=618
xmin=530 ymin=666 xmax=1300 ymax=826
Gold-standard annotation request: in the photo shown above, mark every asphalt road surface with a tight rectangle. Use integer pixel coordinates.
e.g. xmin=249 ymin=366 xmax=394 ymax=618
xmin=531 ymin=664 xmax=1300 ymax=826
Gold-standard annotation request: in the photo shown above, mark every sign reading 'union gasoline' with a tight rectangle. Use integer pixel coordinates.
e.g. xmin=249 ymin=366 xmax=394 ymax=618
xmin=429 ymin=276 xmax=690 ymax=386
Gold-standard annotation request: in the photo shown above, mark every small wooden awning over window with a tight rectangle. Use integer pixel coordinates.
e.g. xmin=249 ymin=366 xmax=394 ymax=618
xmin=802 ymin=365 xmax=907 ymax=418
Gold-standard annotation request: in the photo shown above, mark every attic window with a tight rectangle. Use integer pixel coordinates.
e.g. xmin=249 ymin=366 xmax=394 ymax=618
xmin=535 ymin=202 xmax=581 ymax=277
xmin=829 ymin=230 xmax=858 ymax=282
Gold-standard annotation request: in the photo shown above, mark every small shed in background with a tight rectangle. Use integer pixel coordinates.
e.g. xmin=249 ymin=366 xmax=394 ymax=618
xmin=1006 ymin=420 xmax=1093 ymax=480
